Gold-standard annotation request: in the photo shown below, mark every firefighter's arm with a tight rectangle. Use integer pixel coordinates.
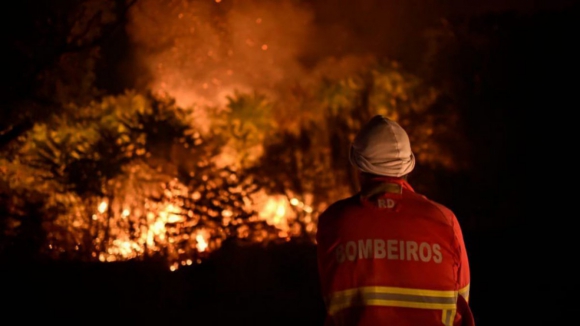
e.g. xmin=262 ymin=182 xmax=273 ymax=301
xmin=453 ymin=214 xmax=471 ymax=302
xmin=315 ymin=211 xmax=330 ymax=299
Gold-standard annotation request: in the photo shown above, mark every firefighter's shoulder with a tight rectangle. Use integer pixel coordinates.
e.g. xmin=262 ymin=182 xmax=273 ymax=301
xmin=318 ymin=195 xmax=358 ymax=221
xmin=407 ymin=193 xmax=457 ymax=227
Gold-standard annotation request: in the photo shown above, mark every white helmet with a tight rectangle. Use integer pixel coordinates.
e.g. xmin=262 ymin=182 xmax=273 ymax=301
xmin=349 ymin=115 xmax=415 ymax=177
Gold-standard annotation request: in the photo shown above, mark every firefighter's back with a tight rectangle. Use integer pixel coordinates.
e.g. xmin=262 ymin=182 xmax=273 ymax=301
xmin=317 ymin=183 xmax=470 ymax=326
xmin=316 ymin=115 xmax=472 ymax=326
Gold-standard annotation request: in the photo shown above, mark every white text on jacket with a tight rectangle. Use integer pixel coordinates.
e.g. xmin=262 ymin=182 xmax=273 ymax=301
xmin=335 ymin=239 xmax=442 ymax=263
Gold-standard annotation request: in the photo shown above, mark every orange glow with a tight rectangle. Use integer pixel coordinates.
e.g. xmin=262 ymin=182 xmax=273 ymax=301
xmin=98 ymin=201 xmax=107 ymax=213
xmin=73 ymin=173 xmax=320 ymax=271
xmin=196 ymin=231 xmax=209 ymax=252
xmin=127 ymin=0 xmax=313 ymax=110
xmin=257 ymin=194 xmax=291 ymax=231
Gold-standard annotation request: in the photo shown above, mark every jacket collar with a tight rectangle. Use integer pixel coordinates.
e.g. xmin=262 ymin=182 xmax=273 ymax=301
xmin=360 ymin=176 xmax=414 ymax=200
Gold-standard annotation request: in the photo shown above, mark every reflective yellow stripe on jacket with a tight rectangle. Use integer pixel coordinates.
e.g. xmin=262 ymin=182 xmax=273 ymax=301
xmin=326 ymin=285 xmax=470 ymax=326
xmin=458 ymin=284 xmax=470 ymax=302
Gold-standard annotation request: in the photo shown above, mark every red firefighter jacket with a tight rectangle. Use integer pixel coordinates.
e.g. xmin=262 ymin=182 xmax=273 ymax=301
xmin=316 ymin=177 xmax=472 ymax=326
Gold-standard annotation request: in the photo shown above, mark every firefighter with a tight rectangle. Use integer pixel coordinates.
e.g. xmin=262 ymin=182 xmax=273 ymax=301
xmin=316 ymin=115 xmax=474 ymax=326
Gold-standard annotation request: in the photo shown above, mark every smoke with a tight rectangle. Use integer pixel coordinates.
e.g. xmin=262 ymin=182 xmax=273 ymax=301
xmin=126 ymin=0 xmax=559 ymax=115
xmin=127 ymin=0 xmax=327 ymax=110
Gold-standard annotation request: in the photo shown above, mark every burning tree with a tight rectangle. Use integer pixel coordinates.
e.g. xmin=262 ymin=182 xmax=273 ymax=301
xmin=1 ymin=91 xmax=284 ymax=267
xmin=0 ymin=57 xmax=467 ymax=268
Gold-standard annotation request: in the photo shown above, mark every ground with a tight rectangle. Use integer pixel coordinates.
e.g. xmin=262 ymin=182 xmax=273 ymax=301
xmin=1 ymin=228 xmax=575 ymax=325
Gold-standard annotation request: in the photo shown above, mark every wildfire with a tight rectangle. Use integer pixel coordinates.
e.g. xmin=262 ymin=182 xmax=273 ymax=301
xmin=0 ymin=0 xmax=457 ymax=279
xmin=88 ymin=177 xmax=318 ymax=270
xmin=70 ymin=1 xmax=350 ymax=269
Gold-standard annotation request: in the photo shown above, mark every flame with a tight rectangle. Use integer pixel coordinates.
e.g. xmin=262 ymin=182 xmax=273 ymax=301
xmin=47 ymin=148 xmax=322 ymax=271
xmin=98 ymin=201 xmax=107 ymax=213
xmin=88 ymin=184 xmax=318 ymax=270
xmin=256 ymin=194 xmax=291 ymax=231
xmin=195 ymin=231 xmax=209 ymax=252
